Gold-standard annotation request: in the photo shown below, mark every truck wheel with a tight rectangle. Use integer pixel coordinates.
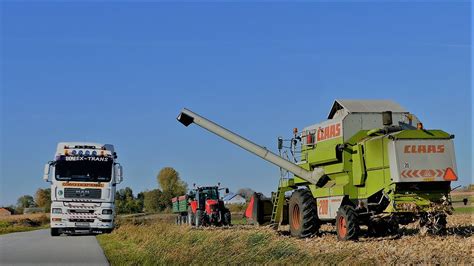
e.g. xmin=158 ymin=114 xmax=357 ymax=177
xmin=51 ymin=228 xmax=60 ymax=237
xmin=175 ymin=216 xmax=179 ymax=225
xmin=289 ymin=189 xmax=319 ymax=238
xmin=336 ymin=205 xmax=359 ymax=241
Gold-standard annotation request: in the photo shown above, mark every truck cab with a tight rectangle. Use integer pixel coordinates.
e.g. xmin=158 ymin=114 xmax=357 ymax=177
xmin=43 ymin=142 xmax=123 ymax=236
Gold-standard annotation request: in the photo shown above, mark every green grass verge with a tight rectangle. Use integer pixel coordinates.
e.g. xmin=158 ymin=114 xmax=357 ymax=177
xmin=0 ymin=223 xmax=49 ymax=235
xmin=453 ymin=206 xmax=474 ymax=214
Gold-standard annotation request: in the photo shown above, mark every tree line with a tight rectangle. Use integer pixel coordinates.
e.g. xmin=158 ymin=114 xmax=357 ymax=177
xmin=5 ymin=167 xmax=255 ymax=215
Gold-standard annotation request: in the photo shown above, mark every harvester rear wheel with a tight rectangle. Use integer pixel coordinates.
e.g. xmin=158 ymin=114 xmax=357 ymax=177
xmin=336 ymin=205 xmax=359 ymax=241
xmin=419 ymin=212 xmax=447 ymax=235
xmin=289 ymin=189 xmax=319 ymax=238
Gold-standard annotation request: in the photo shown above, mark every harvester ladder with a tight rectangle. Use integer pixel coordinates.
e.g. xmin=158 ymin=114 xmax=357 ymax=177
xmin=270 ymin=181 xmax=288 ymax=224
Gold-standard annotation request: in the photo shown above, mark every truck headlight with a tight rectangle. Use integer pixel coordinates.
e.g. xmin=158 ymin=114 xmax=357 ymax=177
xmin=102 ymin=209 xmax=113 ymax=215
xmin=52 ymin=208 xmax=62 ymax=214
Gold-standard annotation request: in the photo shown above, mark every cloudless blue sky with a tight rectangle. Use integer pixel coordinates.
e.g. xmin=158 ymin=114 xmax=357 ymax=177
xmin=1 ymin=1 xmax=471 ymax=205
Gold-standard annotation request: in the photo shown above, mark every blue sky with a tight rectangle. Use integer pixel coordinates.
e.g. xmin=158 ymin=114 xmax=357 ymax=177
xmin=0 ymin=2 xmax=471 ymax=205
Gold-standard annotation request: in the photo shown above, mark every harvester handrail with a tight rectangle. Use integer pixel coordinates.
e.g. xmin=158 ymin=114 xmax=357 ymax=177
xmin=177 ymin=108 xmax=324 ymax=185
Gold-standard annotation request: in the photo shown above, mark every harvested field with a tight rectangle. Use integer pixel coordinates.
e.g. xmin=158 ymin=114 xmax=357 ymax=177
xmin=98 ymin=213 xmax=473 ymax=264
xmin=0 ymin=213 xmax=50 ymax=235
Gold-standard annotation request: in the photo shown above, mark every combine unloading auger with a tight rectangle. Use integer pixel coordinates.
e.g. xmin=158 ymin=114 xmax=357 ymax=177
xmin=177 ymin=108 xmax=325 ymax=185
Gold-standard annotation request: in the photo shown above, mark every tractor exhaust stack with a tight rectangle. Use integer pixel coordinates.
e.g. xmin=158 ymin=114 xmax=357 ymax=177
xmin=177 ymin=108 xmax=324 ymax=185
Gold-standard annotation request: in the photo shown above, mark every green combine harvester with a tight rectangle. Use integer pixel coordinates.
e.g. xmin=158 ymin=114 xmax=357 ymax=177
xmin=177 ymin=100 xmax=458 ymax=240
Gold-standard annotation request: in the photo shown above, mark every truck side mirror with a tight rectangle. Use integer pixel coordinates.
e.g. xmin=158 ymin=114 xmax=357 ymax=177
xmin=43 ymin=163 xmax=51 ymax=182
xmin=225 ymin=188 xmax=229 ymax=194
xmin=114 ymin=164 xmax=123 ymax=184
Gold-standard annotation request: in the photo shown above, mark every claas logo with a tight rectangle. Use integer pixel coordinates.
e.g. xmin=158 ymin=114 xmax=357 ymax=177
xmin=404 ymin=145 xmax=445 ymax=154
xmin=317 ymin=123 xmax=341 ymax=141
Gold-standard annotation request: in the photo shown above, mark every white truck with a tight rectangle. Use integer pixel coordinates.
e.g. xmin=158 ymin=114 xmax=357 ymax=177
xmin=43 ymin=142 xmax=123 ymax=236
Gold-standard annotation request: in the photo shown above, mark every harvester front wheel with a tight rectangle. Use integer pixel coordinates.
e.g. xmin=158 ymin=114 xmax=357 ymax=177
xmin=289 ymin=189 xmax=319 ymax=238
xmin=336 ymin=205 xmax=359 ymax=241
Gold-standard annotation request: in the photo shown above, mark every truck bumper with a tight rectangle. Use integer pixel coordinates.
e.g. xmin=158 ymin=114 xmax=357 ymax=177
xmin=50 ymin=201 xmax=115 ymax=233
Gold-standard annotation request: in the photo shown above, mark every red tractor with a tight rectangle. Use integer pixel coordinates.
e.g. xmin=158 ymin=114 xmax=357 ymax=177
xmin=187 ymin=185 xmax=231 ymax=227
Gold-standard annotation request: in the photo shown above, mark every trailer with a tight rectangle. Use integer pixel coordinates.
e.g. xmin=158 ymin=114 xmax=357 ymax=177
xmin=172 ymin=195 xmax=189 ymax=225
xmin=177 ymin=100 xmax=458 ymax=240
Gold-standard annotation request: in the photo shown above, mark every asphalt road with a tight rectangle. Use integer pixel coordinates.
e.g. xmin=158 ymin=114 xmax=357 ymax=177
xmin=0 ymin=229 xmax=109 ymax=265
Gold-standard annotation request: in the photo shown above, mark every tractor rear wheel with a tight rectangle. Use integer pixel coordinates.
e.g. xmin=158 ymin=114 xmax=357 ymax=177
xmin=289 ymin=189 xmax=319 ymax=238
xmin=336 ymin=205 xmax=359 ymax=241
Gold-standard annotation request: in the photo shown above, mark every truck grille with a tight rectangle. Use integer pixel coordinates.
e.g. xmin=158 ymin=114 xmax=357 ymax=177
xmin=64 ymin=188 xmax=102 ymax=199
xmin=69 ymin=218 xmax=95 ymax=223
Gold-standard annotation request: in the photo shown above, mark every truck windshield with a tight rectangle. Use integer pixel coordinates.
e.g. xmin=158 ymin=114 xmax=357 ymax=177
xmin=55 ymin=157 xmax=113 ymax=182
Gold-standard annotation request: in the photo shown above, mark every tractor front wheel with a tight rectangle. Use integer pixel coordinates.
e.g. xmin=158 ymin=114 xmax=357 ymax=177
xmin=195 ymin=210 xmax=205 ymax=227
xmin=223 ymin=211 xmax=231 ymax=226
xmin=289 ymin=189 xmax=319 ymax=238
xmin=336 ymin=205 xmax=359 ymax=241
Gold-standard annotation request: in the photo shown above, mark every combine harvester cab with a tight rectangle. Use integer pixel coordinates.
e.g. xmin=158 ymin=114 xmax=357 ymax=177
xmin=177 ymin=100 xmax=458 ymax=240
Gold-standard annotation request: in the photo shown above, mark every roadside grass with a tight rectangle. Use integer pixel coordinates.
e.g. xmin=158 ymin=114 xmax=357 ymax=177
xmin=97 ymin=213 xmax=473 ymax=265
xmin=0 ymin=213 xmax=50 ymax=235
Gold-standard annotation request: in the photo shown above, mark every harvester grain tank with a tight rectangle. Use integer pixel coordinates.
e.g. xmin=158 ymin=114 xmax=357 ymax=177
xmin=177 ymin=100 xmax=458 ymax=240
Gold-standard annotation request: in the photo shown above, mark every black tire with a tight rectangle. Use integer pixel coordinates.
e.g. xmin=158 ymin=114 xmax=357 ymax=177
xmin=182 ymin=215 xmax=187 ymax=225
xmin=175 ymin=216 xmax=179 ymax=225
xmin=50 ymin=228 xmax=60 ymax=237
xmin=368 ymin=218 xmax=399 ymax=237
xmin=195 ymin=210 xmax=204 ymax=227
xmin=432 ymin=213 xmax=447 ymax=235
xmin=419 ymin=212 xmax=447 ymax=235
xmin=288 ymin=189 xmax=319 ymax=238
xmin=336 ymin=205 xmax=359 ymax=241
xmin=188 ymin=210 xmax=195 ymax=226
xmin=223 ymin=211 xmax=231 ymax=226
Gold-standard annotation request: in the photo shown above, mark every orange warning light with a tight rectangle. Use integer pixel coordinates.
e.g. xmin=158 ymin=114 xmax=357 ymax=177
xmin=443 ymin=167 xmax=457 ymax=181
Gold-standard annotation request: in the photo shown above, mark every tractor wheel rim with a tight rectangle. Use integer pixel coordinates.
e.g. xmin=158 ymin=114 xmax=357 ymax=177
xmin=292 ymin=204 xmax=300 ymax=229
xmin=338 ymin=216 xmax=347 ymax=237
